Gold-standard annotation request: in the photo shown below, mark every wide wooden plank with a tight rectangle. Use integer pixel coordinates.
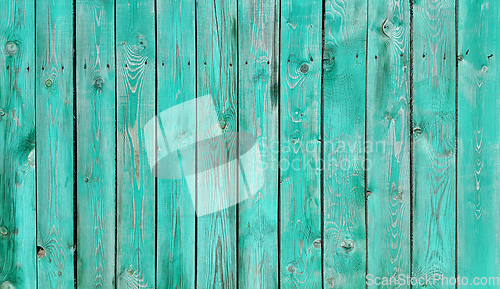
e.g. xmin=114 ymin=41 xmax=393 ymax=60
xmin=35 ymin=0 xmax=75 ymax=287
xmin=458 ymin=0 xmax=500 ymax=286
xmin=0 ymin=0 xmax=36 ymax=287
xmin=76 ymin=0 xmax=116 ymax=287
xmin=366 ymin=0 xmax=410 ymax=287
xmin=322 ymin=0 xmax=367 ymax=288
xmin=155 ymin=0 xmax=196 ymax=287
xmin=195 ymin=0 xmax=238 ymax=287
xmin=412 ymin=0 xmax=456 ymax=285
xmin=116 ymin=0 xmax=156 ymax=288
xmin=237 ymin=0 xmax=279 ymax=287
xmin=280 ymin=0 xmax=322 ymax=287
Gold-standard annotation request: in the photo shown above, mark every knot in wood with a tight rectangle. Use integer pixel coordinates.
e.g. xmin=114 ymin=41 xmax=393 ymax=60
xmin=1 ymin=281 xmax=15 ymax=289
xmin=93 ymin=77 xmax=104 ymax=88
xmin=0 ymin=225 xmax=8 ymax=236
xmin=37 ymin=246 xmax=46 ymax=258
xmin=5 ymin=42 xmax=18 ymax=56
xmin=312 ymin=238 xmax=321 ymax=249
xmin=457 ymin=55 xmax=464 ymax=61
xmin=287 ymin=265 xmax=296 ymax=273
xmin=413 ymin=127 xmax=423 ymax=135
xmin=0 ymin=109 xmax=5 ymax=117
xmin=299 ymin=63 xmax=309 ymax=74
xmin=45 ymin=79 xmax=53 ymax=88
xmin=340 ymin=239 xmax=354 ymax=252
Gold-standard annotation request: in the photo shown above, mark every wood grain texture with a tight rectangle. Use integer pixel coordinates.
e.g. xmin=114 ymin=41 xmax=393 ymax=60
xmin=116 ymin=0 xmax=156 ymax=288
xmin=322 ymin=0 xmax=367 ymax=288
xmin=156 ymin=0 xmax=196 ymax=287
xmin=195 ymin=0 xmax=238 ymax=287
xmin=0 ymin=0 xmax=36 ymax=287
xmin=35 ymin=0 xmax=75 ymax=287
xmin=366 ymin=0 xmax=410 ymax=287
xmin=457 ymin=0 xmax=500 ymax=286
xmin=412 ymin=0 xmax=456 ymax=285
xmin=280 ymin=0 xmax=322 ymax=287
xmin=76 ymin=0 xmax=116 ymax=287
xmin=237 ymin=0 xmax=279 ymax=287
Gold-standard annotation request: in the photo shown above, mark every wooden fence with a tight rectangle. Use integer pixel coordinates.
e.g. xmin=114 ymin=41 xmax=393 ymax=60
xmin=0 ymin=0 xmax=498 ymax=288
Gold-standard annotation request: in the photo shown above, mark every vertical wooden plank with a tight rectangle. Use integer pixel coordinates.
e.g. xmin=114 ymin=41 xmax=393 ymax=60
xmin=116 ymin=0 xmax=156 ymax=288
xmin=323 ymin=0 xmax=367 ymax=288
xmin=35 ymin=0 xmax=75 ymax=287
xmin=237 ymin=0 xmax=279 ymax=287
xmin=76 ymin=0 xmax=116 ymax=287
xmin=0 ymin=0 xmax=36 ymax=287
xmin=458 ymin=0 xmax=500 ymax=286
xmin=412 ymin=0 xmax=456 ymax=285
xmin=280 ymin=0 xmax=322 ymax=287
xmin=195 ymin=0 xmax=238 ymax=287
xmin=155 ymin=0 xmax=196 ymax=287
xmin=366 ymin=0 xmax=410 ymax=287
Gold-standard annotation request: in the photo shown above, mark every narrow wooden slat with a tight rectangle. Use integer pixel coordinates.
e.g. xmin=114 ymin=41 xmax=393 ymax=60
xmin=155 ymin=0 xmax=196 ymax=287
xmin=458 ymin=0 xmax=500 ymax=285
xmin=412 ymin=0 xmax=456 ymax=285
xmin=35 ymin=0 xmax=75 ymax=287
xmin=366 ymin=0 xmax=410 ymax=287
xmin=0 ymin=0 xmax=36 ymax=287
xmin=195 ymin=0 xmax=238 ymax=286
xmin=116 ymin=0 xmax=156 ymax=287
xmin=76 ymin=0 xmax=116 ymax=287
xmin=280 ymin=0 xmax=322 ymax=287
xmin=322 ymin=0 xmax=367 ymax=287
xmin=237 ymin=0 xmax=279 ymax=287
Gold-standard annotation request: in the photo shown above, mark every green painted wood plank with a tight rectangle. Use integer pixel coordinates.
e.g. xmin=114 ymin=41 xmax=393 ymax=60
xmin=280 ymin=0 xmax=322 ymax=287
xmin=458 ymin=1 xmax=500 ymax=287
xmin=155 ymin=0 xmax=196 ymax=288
xmin=237 ymin=0 xmax=279 ymax=287
xmin=116 ymin=0 xmax=156 ymax=288
xmin=366 ymin=0 xmax=410 ymax=288
xmin=195 ymin=0 xmax=238 ymax=287
xmin=0 ymin=0 xmax=36 ymax=288
xmin=76 ymin=0 xmax=116 ymax=288
xmin=322 ymin=0 xmax=367 ymax=288
xmin=412 ymin=0 xmax=456 ymax=286
xmin=35 ymin=0 xmax=75 ymax=287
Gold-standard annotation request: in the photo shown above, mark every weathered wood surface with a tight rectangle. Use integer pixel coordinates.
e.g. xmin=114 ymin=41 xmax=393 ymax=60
xmin=412 ymin=0 xmax=456 ymax=286
xmin=156 ymin=0 xmax=196 ymax=288
xmin=116 ymin=0 xmax=156 ymax=288
xmin=366 ymin=0 xmax=410 ymax=288
xmin=35 ymin=0 xmax=75 ymax=287
xmin=195 ymin=0 xmax=238 ymax=286
xmin=280 ymin=0 xmax=322 ymax=287
xmin=76 ymin=0 xmax=116 ymax=288
xmin=458 ymin=0 xmax=500 ymax=286
xmin=0 ymin=0 xmax=36 ymax=288
xmin=238 ymin=0 xmax=279 ymax=287
xmin=6 ymin=1 xmax=500 ymax=288
xmin=323 ymin=0 xmax=367 ymax=288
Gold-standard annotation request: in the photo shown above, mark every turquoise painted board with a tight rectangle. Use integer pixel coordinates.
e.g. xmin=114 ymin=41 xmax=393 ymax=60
xmin=116 ymin=0 xmax=156 ymax=288
xmin=0 ymin=0 xmax=36 ymax=288
xmin=237 ymin=0 xmax=279 ymax=287
xmin=366 ymin=0 xmax=410 ymax=288
xmin=458 ymin=0 xmax=500 ymax=286
xmin=280 ymin=0 xmax=322 ymax=287
xmin=156 ymin=0 xmax=196 ymax=288
xmin=195 ymin=0 xmax=238 ymax=287
xmin=412 ymin=0 xmax=456 ymax=286
xmin=76 ymin=0 xmax=116 ymax=288
xmin=35 ymin=0 xmax=75 ymax=287
xmin=323 ymin=0 xmax=367 ymax=288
